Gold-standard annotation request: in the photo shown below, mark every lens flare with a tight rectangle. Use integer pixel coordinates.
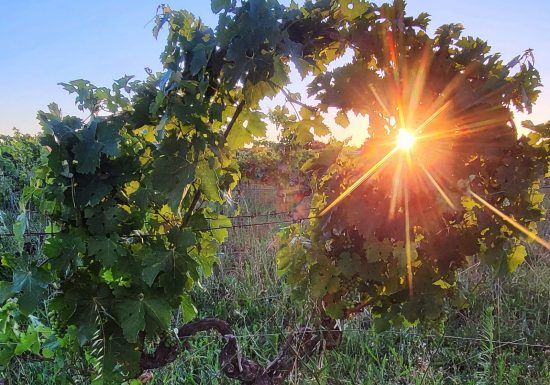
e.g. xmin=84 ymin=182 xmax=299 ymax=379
xmin=470 ymin=190 xmax=550 ymax=251
xmin=404 ymin=185 xmax=414 ymax=298
xmin=319 ymin=147 xmax=398 ymax=216
xmin=397 ymin=129 xmax=415 ymax=150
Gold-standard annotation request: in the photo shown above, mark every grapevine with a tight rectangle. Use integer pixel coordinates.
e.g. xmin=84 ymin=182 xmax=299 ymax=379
xmin=0 ymin=1 xmax=547 ymax=384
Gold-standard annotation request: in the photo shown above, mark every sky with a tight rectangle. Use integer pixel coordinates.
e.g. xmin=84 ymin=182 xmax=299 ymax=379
xmin=0 ymin=0 xmax=548 ymax=139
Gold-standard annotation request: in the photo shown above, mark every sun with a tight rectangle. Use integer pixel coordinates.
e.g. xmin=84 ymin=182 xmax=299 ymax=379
xmin=396 ymin=128 xmax=415 ymax=150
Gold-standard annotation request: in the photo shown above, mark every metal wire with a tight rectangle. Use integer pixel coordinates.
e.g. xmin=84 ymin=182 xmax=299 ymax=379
xmin=0 ymin=214 xmax=320 ymax=238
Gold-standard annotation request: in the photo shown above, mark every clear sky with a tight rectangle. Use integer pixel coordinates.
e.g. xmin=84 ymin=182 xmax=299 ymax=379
xmin=1 ymin=0 xmax=548 ymax=137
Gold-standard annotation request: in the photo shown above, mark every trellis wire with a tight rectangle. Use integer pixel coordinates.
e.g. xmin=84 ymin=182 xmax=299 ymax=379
xmin=0 ymin=210 xmax=320 ymax=238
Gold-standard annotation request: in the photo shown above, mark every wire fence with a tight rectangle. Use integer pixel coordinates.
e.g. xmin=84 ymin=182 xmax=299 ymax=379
xmin=0 ymin=212 xmax=320 ymax=239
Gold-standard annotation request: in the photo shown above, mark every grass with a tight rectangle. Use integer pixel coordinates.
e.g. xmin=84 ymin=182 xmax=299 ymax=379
xmin=151 ymin=183 xmax=550 ymax=385
xmin=3 ymin=182 xmax=550 ymax=384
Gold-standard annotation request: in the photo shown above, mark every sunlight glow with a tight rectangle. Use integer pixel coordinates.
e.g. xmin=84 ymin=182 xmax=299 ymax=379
xmin=470 ymin=190 xmax=550 ymax=251
xmin=418 ymin=162 xmax=457 ymax=210
xmin=397 ymin=129 xmax=415 ymax=150
xmin=404 ymin=185 xmax=414 ymax=298
xmin=319 ymin=147 xmax=398 ymax=216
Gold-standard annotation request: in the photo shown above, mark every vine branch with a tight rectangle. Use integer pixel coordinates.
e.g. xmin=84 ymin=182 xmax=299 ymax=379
xmin=139 ymin=316 xmax=340 ymax=385
xmin=183 ymin=99 xmax=246 ymax=224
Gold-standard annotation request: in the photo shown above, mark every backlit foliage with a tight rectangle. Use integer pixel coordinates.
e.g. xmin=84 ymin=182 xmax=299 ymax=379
xmin=0 ymin=0 xmax=547 ymax=383
xmin=277 ymin=1 xmax=548 ymax=331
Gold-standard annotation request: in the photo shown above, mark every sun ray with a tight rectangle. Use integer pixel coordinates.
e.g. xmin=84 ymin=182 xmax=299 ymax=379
xmin=407 ymin=46 xmax=433 ymax=128
xmin=415 ymin=119 xmax=504 ymax=143
xmin=384 ymin=29 xmax=406 ymax=129
xmin=320 ymin=147 xmax=399 ymax=216
xmin=389 ymin=153 xmax=404 ymax=218
xmin=413 ymin=99 xmax=453 ymax=134
xmin=418 ymin=162 xmax=457 ymax=210
xmin=368 ymin=83 xmax=392 ymax=117
xmin=404 ymin=181 xmax=414 ymax=298
xmin=469 ymin=190 xmax=550 ymax=251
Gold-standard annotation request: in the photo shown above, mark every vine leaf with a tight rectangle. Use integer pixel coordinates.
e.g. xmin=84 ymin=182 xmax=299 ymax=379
xmin=507 ymin=244 xmax=527 ymax=273
xmin=211 ymin=0 xmax=231 ymax=13
xmin=226 ymin=109 xmax=267 ymax=149
xmin=196 ymin=159 xmax=222 ymax=203
xmin=43 ymin=232 xmax=86 ymax=275
xmin=11 ymin=269 xmax=50 ymax=314
xmin=97 ymin=119 xmax=122 ymax=157
xmin=152 ymin=157 xmax=196 ymax=212
xmin=142 ymin=250 xmax=175 ymax=287
xmin=115 ymin=294 xmax=171 ymax=343
xmin=14 ymin=327 xmax=40 ymax=355
xmin=12 ymin=212 xmax=27 ymax=242
xmin=180 ymin=293 xmax=197 ymax=322
xmin=0 ymin=281 xmax=12 ymax=303
xmin=335 ymin=110 xmax=350 ymax=128
xmin=88 ymin=236 xmax=124 ymax=267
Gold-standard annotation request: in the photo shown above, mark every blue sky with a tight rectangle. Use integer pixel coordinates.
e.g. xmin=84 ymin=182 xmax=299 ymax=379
xmin=0 ymin=0 xmax=548 ymax=136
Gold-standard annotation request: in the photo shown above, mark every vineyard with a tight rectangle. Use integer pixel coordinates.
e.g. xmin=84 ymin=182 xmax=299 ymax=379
xmin=1 ymin=0 xmax=550 ymax=384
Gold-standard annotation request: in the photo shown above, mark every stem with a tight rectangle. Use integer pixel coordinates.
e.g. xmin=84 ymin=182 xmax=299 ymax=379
xmin=183 ymin=99 xmax=246 ymax=224
xmin=271 ymin=82 xmax=317 ymax=114
xmin=224 ymin=99 xmax=246 ymax=139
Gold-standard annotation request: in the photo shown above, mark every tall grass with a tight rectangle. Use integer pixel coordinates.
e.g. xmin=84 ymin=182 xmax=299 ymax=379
xmin=3 ymin=182 xmax=550 ymax=384
xmin=152 ymin=183 xmax=550 ymax=385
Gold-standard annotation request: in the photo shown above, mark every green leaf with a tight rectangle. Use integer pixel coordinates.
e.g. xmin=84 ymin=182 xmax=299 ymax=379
xmin=433 ymin=279 xmax=454 ymax=289
xmin=168 ymin=229 xmax=197 ymax=251
xmin=211 ymin=0 xmax=230 ymax=13
xmin=309 ymin=264 xmax=339 ymax=298
xmin=190 ymin=45 xmax=209 ymax=76
xmin=244 ymin=81 xmax=275 ymax=107
xmin=88 ymin=236 xmax=123 ymax=267
xmin=44 ymin=232 xmax=86 ymax=275
xmin=42 ymin=347 xmax=54 ymax=359
xmin=180 ymin=293 xmax=197 ymax=323
xmin=75 ymin=176 xmax=113 ymax=207
xmin=97 ymin=119 xmax=122 ymax=157
xmin=12 ymin=212 xmax=27 ymax=242
xmin=365 ymin=240 xmax=392 ymax=263
xmin=196 ymin=159 xmax=222 ymax=203
xmin=0 ymin=345 xmax=16 ymax=366
xmin=15 ymin=328 xmax=40 ymax=355
xmin=152 ymin=156 xmax=196 ymax=212
xmin=73 ymin=140 xmax=103 ymax=174
xmin=84 ymin=204 xmax=125 ymax=235
xmin=373 ymin=316 xmax=391 ymax=333
xmin=507 ymin=244 xmax=527 ymax=273
xmin=11 ymin=269 xmax=50 ymax=314
xmin=226 ymin=110 xmax=267 ymax=149
xmin=142 ymin=251 xmax=175 ymax=287
xmin=115 ymin=298 xmax=145 ymax=343
xmin=338 ymin=0 xmax=371 ymax=20
xmin=335 ymin=110 xmax=350 ymax=128
xmin=102 ymin=335 xmax=141 ymax=380
xmin=0 ymin=281 xmax=13 ymax=303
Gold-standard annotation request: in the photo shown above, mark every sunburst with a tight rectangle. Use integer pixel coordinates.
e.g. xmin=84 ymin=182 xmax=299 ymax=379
xmin=317 ymin=23 xmax=549 ymax=301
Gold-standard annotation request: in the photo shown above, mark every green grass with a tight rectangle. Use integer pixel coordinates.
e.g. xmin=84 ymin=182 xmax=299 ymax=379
xmin=3 ymin=183 xmax=550 ymax=385
xmin=150 ymin=184 xmax=550 ymax=385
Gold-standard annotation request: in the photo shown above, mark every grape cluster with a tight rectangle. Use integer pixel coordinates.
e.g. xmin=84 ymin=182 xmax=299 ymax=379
xmin=48 ymin=309 xmax=66 ymax=334
xmin=159 ymin=328 xmax=179 ymax=348
xmin=340 ymin=277 xmax=357 ymax=293
xmin=340 ymin=277 xmax=361 ymax=309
